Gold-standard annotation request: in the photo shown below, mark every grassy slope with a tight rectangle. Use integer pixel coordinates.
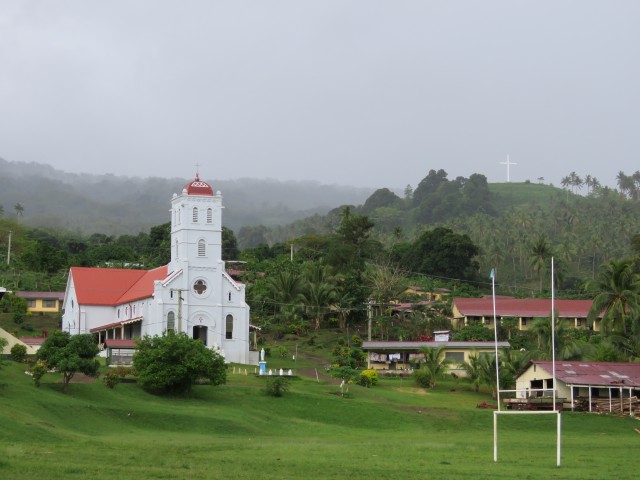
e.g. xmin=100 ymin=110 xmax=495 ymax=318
xmin=1 ymin=358 xmax=639 ymax=480
xmin=0 ymin=313 xmax=60 ymax=339
xmin=489 ymin=182 xmax=570 ymax=214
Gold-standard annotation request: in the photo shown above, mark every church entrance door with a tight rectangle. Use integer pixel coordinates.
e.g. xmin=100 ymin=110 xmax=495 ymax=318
xmin=193 ymin=325 xmax=207 ymax=346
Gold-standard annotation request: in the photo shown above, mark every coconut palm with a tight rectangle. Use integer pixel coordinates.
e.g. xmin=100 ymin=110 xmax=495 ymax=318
xmin=462 ymin=351 xmax=482 ymax=392
xmin=529 ymin=235 xmax=552 ymax=292
xmin=14 ymin=203 xmax=24 ymax=219
xmin=299 ymin=263 xmax=337 ymax=330
xmin=418 ymin=346 xmax=449 ymax=388
xmin=588 ymin=259 xmax=640 ymax=334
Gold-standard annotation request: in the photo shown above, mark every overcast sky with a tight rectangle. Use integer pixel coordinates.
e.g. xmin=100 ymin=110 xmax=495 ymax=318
xmin=1 ymin=1 xmax=638 ymax=190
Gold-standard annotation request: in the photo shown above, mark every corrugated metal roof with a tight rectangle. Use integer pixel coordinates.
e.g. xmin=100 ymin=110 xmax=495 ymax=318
xmin=70 ymin=266 xmax=168 ymax=305
xmin=453 ymin=297 xmax=597 ymax=318
xmin=532 ymin=361 xmax=640 ymax=387
xmin=15 ymin=291 xmax=65 ymax=300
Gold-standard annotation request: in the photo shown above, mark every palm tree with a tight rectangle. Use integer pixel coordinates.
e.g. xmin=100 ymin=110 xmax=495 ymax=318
xmin=417 ymin=346 xmax=449 ymax=388
xmin=462 ymin=351 xmax=482 ymax=392
xmin=530 ymin=317 xmax=583 ymax=360
xmin=299 ymin=263 xmax=337 ymax=330
xmin=588 ymin=259 xmax=640 ymax=334
xmin=529 ymin=235 xmax=552 ymax=292
xmin=14 ymin=203 xmax=24 ymax=219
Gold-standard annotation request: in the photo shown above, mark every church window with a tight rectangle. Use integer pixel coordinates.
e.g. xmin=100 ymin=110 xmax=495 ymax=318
xmin=175 ymin=239 xmax=179 ymax=258
xmin=226 ymin=314 xmax=233 ymax=340
xmin=192 ymin=207 xmax=199 ymax=222
xmin=198 ymin=239 xmax=206 ymax=257
xmin=167 ymin=311 xmax=175 ymax=332
xmin=194 ymin=280 xmax=207 ymax=295
xmin=228 ymin=292 xmax=231 ymax=302
xmin=207 ymin=208 xmax=213 ymax=223
xmin=177 ymin=209 xmax=181 ymax=224
xmin=117 ymin=308 xmax=120 ymax=318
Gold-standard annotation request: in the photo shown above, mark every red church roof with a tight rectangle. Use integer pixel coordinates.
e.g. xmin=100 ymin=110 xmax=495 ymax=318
xmin=71 ymin=266 xmax=168 ymax=306
xmin=453 ymin=297 xmax=597 ymax=318
xmin=185 ymin=174 xmax=213 ymax=196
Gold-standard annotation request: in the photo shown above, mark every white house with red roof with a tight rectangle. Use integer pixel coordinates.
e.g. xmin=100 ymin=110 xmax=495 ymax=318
xmin=62 ymin=174 xmax=252 ymax=364
xmin=452 ymin=296 xmax=601 ymax=331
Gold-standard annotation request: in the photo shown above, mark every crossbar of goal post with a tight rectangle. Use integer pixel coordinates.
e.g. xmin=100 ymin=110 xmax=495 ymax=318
xmin=491 ymin=260 xmax=562 ymax=467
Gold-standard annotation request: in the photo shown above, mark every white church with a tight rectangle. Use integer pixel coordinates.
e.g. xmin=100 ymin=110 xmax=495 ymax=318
xmin=61 ymin=174 xmax=253 ymax=364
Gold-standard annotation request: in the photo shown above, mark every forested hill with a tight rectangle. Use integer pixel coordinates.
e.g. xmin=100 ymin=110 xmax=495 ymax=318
xmin=0 ymin=157 xmax=373 ymax=234
xmin=265 ymin=170 xmax=640 ymax=291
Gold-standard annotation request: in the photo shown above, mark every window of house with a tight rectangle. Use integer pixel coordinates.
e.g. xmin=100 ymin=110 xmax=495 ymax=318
xmin=226 ymin=314 xmax=233 ymax=340
xmin=27 ymin=300 xmax=36 ymax=308
xmin=445 ymin=352 xmax=465 ymax=364
xmin=521 ymin=318 xmax=527 ymax=326
xmin=577 ymin=319 xmax=582 ymax=327
xmin=198 ymin=239 xmax=206 ymax=257
xmin=207 ymin=208 xmax=213 ymax=223
xmin=484 ymin=318 xmax=491 ymax=325
xmin=43 ymin=299 xmax=56 ymax=308
xmin=167 ymin=311 xmax=175 ymax=332
xmin=192 ymin=207 xmax=198 ymax=222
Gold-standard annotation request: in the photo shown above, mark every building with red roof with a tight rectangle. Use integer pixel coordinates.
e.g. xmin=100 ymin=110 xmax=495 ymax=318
xmin=452 ymin=296 xmax=602 ymax=331
xmin=515 ymin=361 xmax=640 ymax=415
xmin=62 ymin=174 xmax=252 ymax=364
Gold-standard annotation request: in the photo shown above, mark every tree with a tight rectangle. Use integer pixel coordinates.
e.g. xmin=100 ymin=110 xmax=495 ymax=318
xmin=14 ymin=203 xmax=24 ymax=219
xmin=462 ymin=351 xmax=482 ymax=392
xmin=222 ymin=226 xmax=239 ymax=260
xmin=414 ymin=346 xmax=449 ymax=388
xmin=36 ymin=331 xmax=100 ymax=393
xmin=529 ymin=235 xmax=552 ymax=292
xmin=133 ymin=332 xmax=227 ymax=395
xmin=588 ymin=259 xmax=640 ymax=334
xmin=400 ymin=227 xmax=480 ymax=281
xmin=330 ymin=365 xmax=360 ymax=396
xmin=0 ymin=337 xmax=7 ymax=355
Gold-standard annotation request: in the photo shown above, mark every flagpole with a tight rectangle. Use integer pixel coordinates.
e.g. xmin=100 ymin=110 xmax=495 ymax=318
xmin=551 ymin=257 xmax=556 ymax=410
xmin=491 ymin=269 xmax=500 ymax=411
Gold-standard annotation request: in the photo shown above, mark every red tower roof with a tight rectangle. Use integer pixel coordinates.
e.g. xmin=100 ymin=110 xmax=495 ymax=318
xmin=185 ymin=174 xmax=213 ymax=196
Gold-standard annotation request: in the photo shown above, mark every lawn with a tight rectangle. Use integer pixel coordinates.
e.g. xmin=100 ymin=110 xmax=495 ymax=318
xmin=0 ymin=358 xmax=638 ymax=479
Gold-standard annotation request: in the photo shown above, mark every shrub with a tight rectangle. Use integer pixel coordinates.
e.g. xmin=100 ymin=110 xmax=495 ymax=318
xmin=277 ymin=345 xmax=289 ymax=358
xmin=22 ymin=323 xmax=35 ymax=332
xmin=133 ymin=332 xmax=227 ymax=395
xmin=357 ymin=369 xmax=379 ymax=387
xmin=102 ymin=368 xmax=130 ymax=389
xmin=10 ymin=343 xmax=27 ymax=363
xmin=31 ymin=361 xmax=48 ymax=387
xmin=265 ymin=376 xmax=290 ymax=397
xmin=413 ymin=368 xmax=433 ymax=388
xmin=13 ymin=312 xmax=24 ymax=325
xmin=351 ymin=335 xmax=363 ymax=347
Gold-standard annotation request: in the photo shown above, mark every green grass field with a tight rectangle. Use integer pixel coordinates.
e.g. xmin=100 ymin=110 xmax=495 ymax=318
xmin=1 ymin=357 xmax=638 ymax=480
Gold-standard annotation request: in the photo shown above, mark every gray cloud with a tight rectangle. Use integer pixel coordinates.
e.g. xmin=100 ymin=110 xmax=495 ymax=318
xmin=1 ymin=0 xmax=638 ymax=190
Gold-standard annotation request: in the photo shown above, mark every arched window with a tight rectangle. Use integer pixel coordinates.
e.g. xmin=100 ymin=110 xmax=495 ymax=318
xmin=177 ymin=209 xmax=181 ymax=224
xmin=198 ymin=239 xmax=206 ymax=257
xmin=226 ymin=314 xmax=233 ymax=340
xmin=167 ymin=311 xmax=175 ymax=332
xmin=228 ymin=292 xmax=231 ymax=302
xmin=207 ymin=208 xmax=213 ymax=223
xmin=175 ymin=239 xmax=179 ymax=258
xmin=192 ymin=207 xmax=199 ymax=222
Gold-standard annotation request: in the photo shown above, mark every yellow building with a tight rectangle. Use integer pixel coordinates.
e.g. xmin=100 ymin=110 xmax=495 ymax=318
xmin=361 ymin=339 xmax=509 ymax=376
xmin=15 ymin=291 xmax=64 ymax=314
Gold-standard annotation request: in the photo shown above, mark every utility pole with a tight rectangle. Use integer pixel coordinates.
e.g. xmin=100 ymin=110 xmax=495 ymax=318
xmin=367 ymin=298 xmax=373 ymax=341
xmin=7 ymin=230 xmax=12 ymax=265
xmin=171 ymin=288 xmax=185 ymax=333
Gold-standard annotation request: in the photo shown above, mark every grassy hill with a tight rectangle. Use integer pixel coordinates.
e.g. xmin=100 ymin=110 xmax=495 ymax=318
xmin=489 ymin=182 xmax=568 ymax=213
xmin=1 ymin=346 xmax=639 ymax=479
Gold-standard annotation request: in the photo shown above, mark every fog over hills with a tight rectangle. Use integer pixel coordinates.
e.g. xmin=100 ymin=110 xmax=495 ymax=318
xmin=0 ymin=157 xmax=374 ymax=235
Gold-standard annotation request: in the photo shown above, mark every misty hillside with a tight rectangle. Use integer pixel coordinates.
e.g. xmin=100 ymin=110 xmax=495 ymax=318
xmin=0 ymin=157 xmax=374 ymax=234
